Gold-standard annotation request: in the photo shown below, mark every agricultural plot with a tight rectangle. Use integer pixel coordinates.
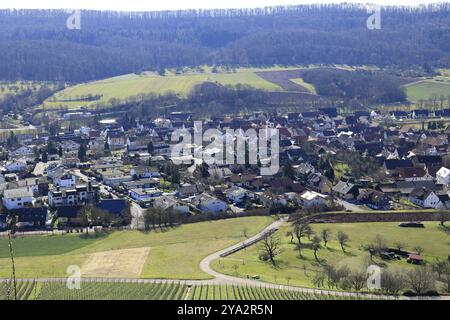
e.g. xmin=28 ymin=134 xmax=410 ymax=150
xmin=81 ymin=247 xmax=151 ymax=278
xmin=0 ymin=281 xmax=377 ymax=300
xmin=255 ymin=70 xmax=314 ymax=93
xmin=405 ymin=80 xmax=450 ymax=102
xmin=40 ymin=68 xmax=283 ymax=110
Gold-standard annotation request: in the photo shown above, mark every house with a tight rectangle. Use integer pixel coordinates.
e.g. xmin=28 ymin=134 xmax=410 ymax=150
xmin=48 ymin=183 xmax=99 ymax=207
xmin=5 ymin=160 xmax=27 ymax=173
xmin=332 ymin=181 xmax=359 ymax=200
xmin=11 ymin=207 xmax=48 ymax=229
xmin=129 ymin=188 xmax=163 ymax=202
xmin=3 ymin=176 xmax=48 ymax=196
xmin=101 ymin=170 xmax=133 ymax=187
xmin=384 ymin=159 xmax=414 ymax=173
xmin=256 ymin=192 xmax=288 ymax=208
xmin=153 ymin=196 xmax=190 ymax=214
xmin=2 ymin=187 xmax=34 ymax=210
xmin=436 ymin=167 xmax=450 ymax=185
xmin=176 ymin=184 xmax=205 ymax=198
xmin=122 ymin=178 xmax=160 ymax=191
xmin=130 ymin=166 xmax=160 ymax=179
xmin=397 ymin=167 xmax=433 ymax=181
xmin=13 ymin=146 xmax=34 ymax=158
xmin=194 ymin=194 xmax=228 ymax=214
xmin=357 ymin=189 xmax=391 ymax=210
xmin=408 ymin=187 xmax=441 ymax=208
xmin=54 ymin=173 xmax=77 ymax=188
xmin=107 ymin=130 xmax=127 ymax=150
xmin=298 ymin=190 xmax=328 ymax=208
xmin=226 ymin=187 xmax=253 ymax=204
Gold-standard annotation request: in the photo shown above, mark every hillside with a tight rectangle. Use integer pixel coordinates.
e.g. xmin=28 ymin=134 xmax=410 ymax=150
xmin=1 ymin=5 xmax=450 ymax=82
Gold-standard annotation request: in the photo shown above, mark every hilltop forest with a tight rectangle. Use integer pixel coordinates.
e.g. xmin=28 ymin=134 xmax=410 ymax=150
xmin=1 ymin=4 xmax=450 ymax=82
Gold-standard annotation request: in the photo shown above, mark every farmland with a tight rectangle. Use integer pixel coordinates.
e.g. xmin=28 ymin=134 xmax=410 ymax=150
xmin=0 ymin=281 xmax=378 ymax=300
xmin=211 ymin=222 xmax=449 ymax=290
xmin=40 ymin=68 xmax=285 ymax=110
xmin=404 ymin=79 xmax=450 ymax=102
xmin=0 ymin=216 xmax=273 ymax=280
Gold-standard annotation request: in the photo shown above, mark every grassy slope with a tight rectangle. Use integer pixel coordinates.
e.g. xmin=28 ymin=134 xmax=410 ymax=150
xmin=41 ymin=69 xmax=283 ymax=110
xmin=212 ymin=222 xmax=449 ymax=289
xmin=0 ymin=216 xmax=273 ymax=279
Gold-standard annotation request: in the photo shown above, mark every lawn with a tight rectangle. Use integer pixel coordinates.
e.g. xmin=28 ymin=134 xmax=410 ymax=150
xmin=0 ymin=216 xmax=274 ymax=279
xmin=405 ymin=79 xmax=450 ymax=102
xmin=211 ymin=221 xmax=449 ymax=289
xmin=40 ymin=68 xmax=283 ymax=110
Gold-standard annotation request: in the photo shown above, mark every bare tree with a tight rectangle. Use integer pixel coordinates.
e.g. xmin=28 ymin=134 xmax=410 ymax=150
xmin=381 ymin=269 xmax=407 ymax=295
xmin=407 ymin=267 xmax=436 ymax=295
xmin=311 ymin=235 xmax=322 ymax=263
xmin=337 ymin=231 xmax=350 ymax=253
xmin=348 ymin=270 xmax=367 ymax=291
xmin=431 ymin=259 xmax=448 ymax=280
xmin=285 ymin=230 xmax=294 ymax=244
xmin=259 ymin=233 xmax=282 ymax=266
xmin=321 ymin=228 xmax=331 ymax=247
xmin=294 ymin=222 xmax=311 ymax=245
xmin=413 ymin=246 xmax=424 ymax=255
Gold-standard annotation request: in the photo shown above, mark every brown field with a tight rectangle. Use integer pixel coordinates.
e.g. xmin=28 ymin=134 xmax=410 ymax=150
xmin=81 ymin=247 xmax=151 ymax=278
xmin=255 ymin=70 xmax=313 ymax=93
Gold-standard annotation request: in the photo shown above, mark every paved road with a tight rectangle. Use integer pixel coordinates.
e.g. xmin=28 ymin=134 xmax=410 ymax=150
xmin=336 ymin=199 xmax=369 ymax=212
xmin=130 ymin=201 xmax=145 ymax=230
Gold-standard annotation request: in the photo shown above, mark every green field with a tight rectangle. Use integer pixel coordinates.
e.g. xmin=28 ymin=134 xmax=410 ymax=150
xmin=211 ymin=222 xmax=449 ymax=290
xmin=41 ymin=68 xmax=284 ymax=110
xmin=0 ymin=216 xmax=273 ymax=279
xmin=405 ymin=79 xmax=450 ymax=102
xmin=0 ymin=281 xmax=376 ymax=300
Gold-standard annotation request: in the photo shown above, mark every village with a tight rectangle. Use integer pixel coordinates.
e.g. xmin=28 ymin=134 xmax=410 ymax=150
xmin=1 ymin=107 xmax=450 ymax=234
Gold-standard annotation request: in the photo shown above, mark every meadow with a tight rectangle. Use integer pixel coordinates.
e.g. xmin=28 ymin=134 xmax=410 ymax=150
xmin=0 ymin=216 xmax=274 ymax=280
xmin=211 ymin=222 xmax=449 ymax=289
xmin=404 ymin=79 xmax=450 ymax=102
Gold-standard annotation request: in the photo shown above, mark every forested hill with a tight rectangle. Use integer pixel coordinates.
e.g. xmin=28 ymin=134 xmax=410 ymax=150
xmin=1 ymin=4 xmax=450 ymax=82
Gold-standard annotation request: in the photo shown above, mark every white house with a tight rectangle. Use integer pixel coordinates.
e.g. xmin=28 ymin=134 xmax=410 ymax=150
xmin=194 ymin=194 xmax=228 ymax=214
xmin=436 ymin=167 xmax=450 ymax=185
xmin=226 ymin=187 xmax=253 ymax=204
xmin=2 ymin=187 xmax=34 ymax=210
xmin=298 ymin=190 xmax=329 ymax=208
xmin=129 ymin=188 xmax=163 ymax=202
xmin=130 ymin=166 xmax=160 ymax=179
xmin=153 ymin=195 xmax=190 ymax=214
xmin=409 ymin=187 xmax=441 ymax=208
xmin=55 ymin=173 xmax=77 ymax=188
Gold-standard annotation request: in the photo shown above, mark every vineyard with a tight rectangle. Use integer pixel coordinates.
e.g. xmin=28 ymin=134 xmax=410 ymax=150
xmin=0 ymin=281 xmax=378 ymax=300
